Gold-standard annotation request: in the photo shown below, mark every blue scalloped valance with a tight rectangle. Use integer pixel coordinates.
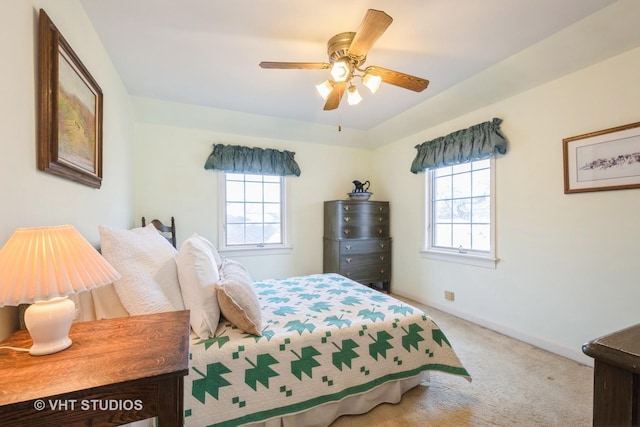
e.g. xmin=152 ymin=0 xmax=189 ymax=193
xmin=204 ymin=144 xmax=301 ymax=176
xmin=410 ymin=118 xmax=508 ymax=173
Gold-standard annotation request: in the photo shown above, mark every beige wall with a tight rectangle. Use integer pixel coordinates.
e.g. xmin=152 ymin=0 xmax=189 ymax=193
xmin=372 ymin=46 xmax=640 ymax=364
xmin=132 ymin=98 xmax=373 ymax=279
xmin=0 ymin=0 xmax=135 ymax=340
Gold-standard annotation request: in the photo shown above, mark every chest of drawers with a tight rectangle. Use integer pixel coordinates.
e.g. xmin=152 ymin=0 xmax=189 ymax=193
xmin=323 ymin=200 xmax=391 ymax=293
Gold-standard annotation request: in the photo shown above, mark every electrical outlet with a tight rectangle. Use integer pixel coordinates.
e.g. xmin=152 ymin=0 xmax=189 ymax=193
xmin=444 ymin=290 xmax=455 ymax=301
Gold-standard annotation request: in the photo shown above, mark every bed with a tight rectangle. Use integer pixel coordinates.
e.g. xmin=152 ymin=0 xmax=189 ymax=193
xmin=84 ymin=223 xmax=470 ymax=427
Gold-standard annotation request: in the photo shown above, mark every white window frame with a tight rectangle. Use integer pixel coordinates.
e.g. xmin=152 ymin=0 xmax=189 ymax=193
xmin=218 ymin=172 xmax=292 ymax=256
xmin=421 ymin=158 xmax=498 ymax=268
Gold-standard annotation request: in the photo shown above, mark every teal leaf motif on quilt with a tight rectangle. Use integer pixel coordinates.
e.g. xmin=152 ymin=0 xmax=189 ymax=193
xmin=368 ymin=331 xmax=394 ymax=360
xmin=309 ymin=301 xmax=332 ymax=313
xmin=432 ymin=329 xmax=451 ymax=347
xmin=389 ymin=305 xmax=414 ymax=316
xmin=245 ymin=354 xmax=279 ymax=391
xmin=291 ymin=346 xmax=321 ymax=380
xmin=331 ymin=339 xmax=360 ymax=370
xmin=370 ymin=294 xmax=387 ymax=302
xmin=285 ymin=319 xmax=316 ymax=335
xmin=324 ymin=314 xmax=351 ymax=328
xmin=273 ymin=306 xmax=298 ymax=316
xmin=299 ymin=293 xmax=320 ymax=300
xmin=401 ymin=323 xmax=425 ymax=351
xmin=255 ymin=327 xmax=276 ymax=342
xmin=194 ymin=332 xmax=230 ymax=350
xmin=327 ymin=289 xmax=348 ymax=295
xmin=341 ymin=296 xmax=362 ymax=306
xmin=192 ymin=362 xmax=231 ymax=403
xmin=268 ymin=297 xmax=290 ymax=304
xmin=358 ymin=308 xmax=385 ymax=322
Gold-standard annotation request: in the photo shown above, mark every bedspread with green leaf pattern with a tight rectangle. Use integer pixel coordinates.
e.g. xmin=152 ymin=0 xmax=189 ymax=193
xmin=185 ymin=273 xmax=470 ymax=426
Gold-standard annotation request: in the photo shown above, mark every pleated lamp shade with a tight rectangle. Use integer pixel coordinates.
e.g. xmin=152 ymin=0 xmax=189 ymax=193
xmin=0 ymin=225 xmax=121 ymax=355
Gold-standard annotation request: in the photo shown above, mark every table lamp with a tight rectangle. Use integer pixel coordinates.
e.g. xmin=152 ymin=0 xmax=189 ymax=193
xmin=0 ymin=225 xmax=120 ymax=356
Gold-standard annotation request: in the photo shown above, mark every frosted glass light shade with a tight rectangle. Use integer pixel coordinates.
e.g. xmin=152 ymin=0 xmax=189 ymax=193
xmin=362 ymin=73 xmax=382 ymax=94
xmin=0 ymin=225 xmax=121 ymax=306
xmin=330 ymin=59 xmax=351 ymax=82
xmin=347 ymin=85 xmax=362 ymax=106
xmin=315 ymin=80 xmax=334 ymax=100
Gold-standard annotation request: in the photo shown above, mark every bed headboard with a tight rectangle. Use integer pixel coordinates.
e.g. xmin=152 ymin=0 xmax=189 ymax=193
xmin=141 ymin=216 xmax=176 ymax=248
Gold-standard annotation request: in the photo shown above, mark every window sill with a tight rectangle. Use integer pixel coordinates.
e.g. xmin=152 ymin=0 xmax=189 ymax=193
xmin=219 ymin=245 xmax=293 ymax=257
xmin=420 ymin=248 xmax=498 ymax=269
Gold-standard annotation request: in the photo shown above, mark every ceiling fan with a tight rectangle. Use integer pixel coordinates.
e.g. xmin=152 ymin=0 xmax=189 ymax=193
xmin=259 ymin=9 xmax=429 ymax=111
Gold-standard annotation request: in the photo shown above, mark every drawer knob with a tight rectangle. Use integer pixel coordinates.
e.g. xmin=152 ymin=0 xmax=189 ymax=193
xmin=378 ymin=207 xmax=383 ymax=212
xmin=346 ymin=257 xmax=352 ymax=263
xmin=345 ymin=245 xmax=352 ymax=250
xmin=378 ymin=217 xmax=383 ymax=222
xmin=343 ymin=230 xmax=350 ymax=235
xmin=343 ymin=206 xmax=350 ymax=211
xmin=379 ymin=255 xmax=385 ymax=261
xmin=344 ymin=217 xmax=351 ymax=223
xmin=377 ymin=229 xmax=383 ymax=234
xmin=379 ymin=269 xmax=385 ymax=275
xmin=379 ymin=243 xmax=385 ymax=248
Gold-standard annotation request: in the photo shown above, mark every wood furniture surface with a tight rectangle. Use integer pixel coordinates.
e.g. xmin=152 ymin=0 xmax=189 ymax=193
xmin=0 ymin=310 xmax=190 ymax=427
xmin=323 ymin=200 xmax=391 ymax=292
xmin=142 ymin=216 xmax=176 ymax=248
xmin=582 ymin=323 xmax=640 ymax=426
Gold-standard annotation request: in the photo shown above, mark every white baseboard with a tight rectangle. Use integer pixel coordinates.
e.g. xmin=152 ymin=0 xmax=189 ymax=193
xmin=393 ymin=291 xmax=594 ymax=368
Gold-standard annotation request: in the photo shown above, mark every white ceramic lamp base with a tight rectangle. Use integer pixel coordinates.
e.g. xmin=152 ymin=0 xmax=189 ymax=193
xmin=24 ymin=296 xmax=75 ymax=356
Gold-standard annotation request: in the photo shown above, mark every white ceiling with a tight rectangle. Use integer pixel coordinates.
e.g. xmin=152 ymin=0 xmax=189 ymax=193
xmin=80 ymin=0 xmax=635 ymax=135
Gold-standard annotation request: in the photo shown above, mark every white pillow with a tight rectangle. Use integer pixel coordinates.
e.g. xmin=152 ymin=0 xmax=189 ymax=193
xmin=99 ymin=224 xmax=184 ymax=315
xmin=177 ymin=234 xmax=221 ymax=339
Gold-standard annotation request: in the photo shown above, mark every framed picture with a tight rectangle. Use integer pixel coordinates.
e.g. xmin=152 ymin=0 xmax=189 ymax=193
xmin=38 ymin=9 xmax=103 ymax=189
xmin=563 ymin=121 xmax=640 ymax=194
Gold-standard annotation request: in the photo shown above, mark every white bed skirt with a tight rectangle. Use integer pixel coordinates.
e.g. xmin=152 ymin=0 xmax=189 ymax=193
xmin=247 ymin=373 xmax=428 ymax=427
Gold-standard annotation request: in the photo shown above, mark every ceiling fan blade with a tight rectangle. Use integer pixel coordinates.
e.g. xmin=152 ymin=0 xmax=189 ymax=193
xmin=348 ymin=9 xmax=393 ymax=58
xmin=365 ymin=66 xmax=430 ymax=92
xmin=323 ymin=81 xmax=347 ymax=110
xmin=259 ymin=62 xmax=331 ymax=70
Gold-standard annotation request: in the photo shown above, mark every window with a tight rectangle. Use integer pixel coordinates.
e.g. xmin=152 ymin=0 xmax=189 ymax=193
xmin=220 ymin=173 xmax=290 ymax=253
xmin=423 ymin=158 xmax=497 ymax=268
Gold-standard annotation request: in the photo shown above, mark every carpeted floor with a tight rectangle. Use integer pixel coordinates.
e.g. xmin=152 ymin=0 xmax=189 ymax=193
xmin=331 ymin=297 xmax=594 ymax=427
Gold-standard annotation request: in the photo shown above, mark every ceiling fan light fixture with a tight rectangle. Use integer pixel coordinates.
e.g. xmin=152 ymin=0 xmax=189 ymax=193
xmin=330 ymin=59 xmax=351 ymax=82
xmin=362 ymin=73 xmax=382 ymax=94
xmin=347 ymin=84 xmax=362 ymax=106
xmin=316 ymin=80 xmax=334 ymax=100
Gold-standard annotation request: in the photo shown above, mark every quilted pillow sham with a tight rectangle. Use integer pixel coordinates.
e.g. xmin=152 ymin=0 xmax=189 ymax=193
xmin=99 ymin=224 xmax=184 ymax=315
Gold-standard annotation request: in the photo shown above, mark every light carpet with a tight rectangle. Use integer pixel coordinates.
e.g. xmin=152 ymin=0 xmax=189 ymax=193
xmin=330 ymin=297 xmax=593 ymax=427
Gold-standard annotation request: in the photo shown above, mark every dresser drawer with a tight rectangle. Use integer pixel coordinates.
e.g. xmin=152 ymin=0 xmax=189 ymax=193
xmin=338 ymin=225 xmax=388 ymax=239
xmin=342 ymin=264 xmax=391 ymax=283
xmin=339 ymin=252 xmax=390 ymax=269
xmin=337 ymin=239 xmax=390 ymax=254
xmin=338 ymin=202 xmax=388 ymax=215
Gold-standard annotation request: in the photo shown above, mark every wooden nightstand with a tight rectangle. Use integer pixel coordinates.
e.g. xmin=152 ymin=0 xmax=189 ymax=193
xmin=0 ymin=310 xmax=190 ymax=427
xmin=583 ymin=323 xmax=640 ymax=426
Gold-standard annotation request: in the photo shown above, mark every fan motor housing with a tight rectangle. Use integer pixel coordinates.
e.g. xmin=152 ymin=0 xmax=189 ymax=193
xmin=327 ymin=32 xmax=365 ymax=67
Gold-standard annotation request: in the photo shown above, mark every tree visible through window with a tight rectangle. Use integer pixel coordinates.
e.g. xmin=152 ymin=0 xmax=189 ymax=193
xmin=223 ymin=173 xmax=283 ymax=247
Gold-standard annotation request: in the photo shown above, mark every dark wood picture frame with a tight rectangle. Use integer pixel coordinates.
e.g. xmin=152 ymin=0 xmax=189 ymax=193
xmin=38 ymin=9 xmax=103 ymax=189
xmin=563 ymin=121 xmax=640 ymax=194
